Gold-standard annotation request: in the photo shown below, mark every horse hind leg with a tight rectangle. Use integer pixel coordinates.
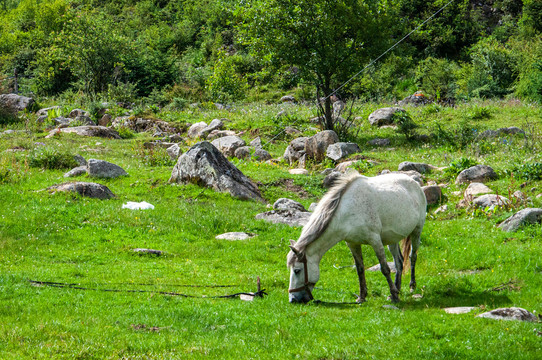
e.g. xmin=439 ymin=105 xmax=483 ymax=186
xmin=370 ymin=238 xmax=400 ymax=302
xmin=388 ymin=243 xmax=404 ymax=292
xmin=409 ymin=227 xmax=423 ymax=292
xmin=347 ymin=242 xmax=367 ymax=303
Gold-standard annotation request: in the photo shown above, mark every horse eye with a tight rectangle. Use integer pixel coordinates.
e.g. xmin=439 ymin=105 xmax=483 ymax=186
xmin=294 ymin=269 xmax=301 ymax=275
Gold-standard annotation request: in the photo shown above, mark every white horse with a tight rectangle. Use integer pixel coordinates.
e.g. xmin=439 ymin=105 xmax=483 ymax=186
xmin=287 ymin=173 xmax=426 ymax=303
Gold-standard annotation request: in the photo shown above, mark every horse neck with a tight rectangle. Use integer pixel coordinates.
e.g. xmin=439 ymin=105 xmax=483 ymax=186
xmin=304 ymin=230 xmax=341 ymax=264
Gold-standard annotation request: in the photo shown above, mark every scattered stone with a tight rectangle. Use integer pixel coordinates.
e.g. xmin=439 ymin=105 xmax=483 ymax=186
xmin=273 ymin=198 xmax=307 ymax=212
xmin=253 ymin=148 xmax=271 ymax=161
xmin=234 ymin=146 xmax=251 ymax=159
xmin=455 ymin=165 xmax=498 ymax=184
xmin=0 ymin=93 xmax=36 ymax=115
xmin=255 ymin=209 xmax=311 ymax=227
xmin=284 ymin=127 xmax=302 ymax=136
xmin=143 ymin=141 xmax=176 ymax=150
xmin=122 ymin=201 xmax=154 ymax=210
xmin=133 ymin=248 xmax=162 ymax=255
xmin=215 ymin=232 xmax=255 ymax=240
xmin=477 ymin=307 xmax=537 ymax=322
xmin=63 ymin=166 xmax=88 ymax=178
xmin=308 ymin=202 xmax=318 ymax=212
xmin=499 ymin=208 xmax=542 ymax=232
xmin=36 ymin=106 xmax=60 ymax=117
xmin=280 ymin=95 xmax=296 ymax=103
xmin=464 ymin=182 xmax=493 ymax=199
xmin=478 ymin=127 xmax=526 ymax=138
xmin=397 ymin=92 xmax=432 ymax=107
xmin=289 ymin=169 xmax=309 ymax=175
xmin=74 ymin=115 xmax=95 ymax=126
xmin=47 ymin=182 xmax=115 ymax=199
xmin=112 ymin=117 xmax=183 ymax=134
xmin=200 ymin=119 xmax=224 ymax=139
xmin=68 ymin=109 xmax=89 ymax=118
xmin=240 ymin=294 xmax=256 ymax=301
xmin=422 ymin=185 xmax=442 ymax=205
xmin=211 ymin=135 xmax=246 ymax=157
xmin=187 ymin=121 xmax=207 ymax=138
xmin=412 ymin=294 xmax=423 ymax=299
xmin=305 ymin=130 xmax=339 ymax=162
xmin=367 ymin=262 xmax=396 ymax=273
xmin=283 ymin=137 xmax=308 ymax=165
xmin=396 ymin=170 xmax=424 ymax=186
xmin=45 ymin=126 xmax=121 ymax=139
xmin=368 ymin=107 xmax=406 ymax=127
xmin=52 ymin=117 xmax=71 ymax=126
xmin=250 ymin=137 xmax=262 ymax=149
xmin=169 ymin=141 xmax=263 ymax=202
xmin=444 ymin=307 xmax=477 ymax=314
xmin=398 ymin=162 xmax=437 ymax=174
xmin=472 ymin=194 xmax=509 ymax=209
xmin=326 ymin=142 xmax=360 ymax=161
xmin=434 ymin=205 xmax=448 ymax=214
xmin=87 ymin=159 xmax=128 ymax=178
xmin=368 ymin=138 xmax=391 ymax=147
xmin=99 ymin=113 xmax=112 ymax=126
xmin=166 ymin=144 xmax=182 ymax=160
xmin=207 ymin=130 xmax=236 ymax=140
xmin=73 ymin=154 xmax=87 ymax=166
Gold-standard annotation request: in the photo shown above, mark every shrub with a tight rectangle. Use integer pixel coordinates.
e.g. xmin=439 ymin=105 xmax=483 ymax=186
xmin=117 ymin=126 xmax=135 ymax=139
xmin=394 ymin=111 xmax=418 ymax=140
xmin=415 ymin=57 xmax=459 ymax=102
xmin=28 ymin=145 xmax=78 ymax=170
xmin=206 ymin=51 xmax=248 ymax=103
xmin=134 ymin=145 xmax=175 ymax=167
xmin=443 ymin=157 xmax=478 ymax=178
xmin=0 ymin=154 xmax=28 ymax=184
xmin=507 ymin=162 xmax=542 ymax=180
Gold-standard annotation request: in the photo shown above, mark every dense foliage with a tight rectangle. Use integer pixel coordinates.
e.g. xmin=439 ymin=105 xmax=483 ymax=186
xmin=1 ymin=0 xmax=542 ymax=105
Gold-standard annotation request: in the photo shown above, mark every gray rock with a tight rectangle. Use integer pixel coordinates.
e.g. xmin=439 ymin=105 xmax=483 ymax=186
xmin=45 ymin=126 xmax=121 ymax=139
xmin=398 ymin=161 xmax=436 ymax=174
xmin=368 ymin=138 xmax=391 ymax=147
xmin=52 ymin=117 xmax=71 ymax=126
xmin=422 ymin=185 xmax=442 ymax=205
xmin=68 ymin=109 xmax=89 ymax=118
xmin=273 ymin=198 xmax=307 ymax=212
xmin=464 ymin=182 xmax=493 ymax=199
xmin=308 ymin=202 xmax=319 ymax=212
xmin=187 ymin=121 xmax=208 ymax=138
xmin=169 ymin=141 xmax=263 ymax=202
xmin=367 ymin=262 xmax=396 ymax=273
xmin=284 ymin=127 xmax=302 ymax=136
xmin=234 ymin=146 xmax=251 ymax=159
xmin=444 ymin=307 xmax=477 ymax=314
xmin=63 ymin=166 xmax=88 ymax=178
xmin=211 ymin=135 xmax=246 ymax=157
xmin=0 ymin=94 xmax=35 ymax=115
xmin=36 ymin=106 xmax=60 ymax=117
xmin=73 ymin=154 xmax=87 ymax=166
xmin=456 ymin=165 xmax=498 ymax=184
xmin=47 ymin=182 xmax=115 ymax=199
xmin=207 ymin=130 xmax=236 ymax=140
xmin=215 ymin=232 xmax=255 ymax=240
xmin=326 ymin=142 xmax=360 ymax=161
xmin=478 ymin=127 xmax=525 ymax=138
xmin=250 ymin=137 xmax=262 ymax=149
xmin=253 ymin=148 xmax=271 ymax=161
xmin=305 ymin=130 xmax=339 ymax=162
xmin=133 ymin=248 xmax=163 ymax=255
xmin=200 ymin=119 xmax=224 ymax=139
xmin=280 ymin=95 xmax=296 ymax=103
xmin=87 ymin=159 xmax=128 ymax=178
xmin=99 ymin=113 xmax=112 ymax=126
xmin=166 ymin=144 xmax=182 ymax=160
xmin=289 ymin=169 xmax=309 ymax=175
xmin=283 ymin=137 xmax=308 ymax=165
xmin=397 ymin=92 xmax=432 ymax=107
xmin=112 ymin=117 xmax=182 ymax=134
xmin=323 ymin=171 xmax=343 ymax=188
xmin=477 ymin=307 xmax=537 ymax=322
xmin=388 ymin=170 xmax=424 ymax=186
xmin=499 ymin=208 xmax=542 ymax=232
xmin=368 ymin=107 xmax=406 ymax=127
xmin=74 ymin=115 xmax=96 ymax=126
xmin=472 ymin=194 xmax=509 ymax=209
xmin=333 ymin=101 xmax=346 ymax=117
xmin=255 ymin=209 xmax=311 ymax=227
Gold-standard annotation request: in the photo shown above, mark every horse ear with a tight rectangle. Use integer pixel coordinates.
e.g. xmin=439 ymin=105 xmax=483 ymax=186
xmin=289 ymin=245 xmax=300 ymax=256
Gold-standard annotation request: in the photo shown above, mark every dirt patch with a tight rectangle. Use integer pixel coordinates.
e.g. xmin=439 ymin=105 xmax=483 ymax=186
xmin=261 ymin=178 xmax=311 ymax=199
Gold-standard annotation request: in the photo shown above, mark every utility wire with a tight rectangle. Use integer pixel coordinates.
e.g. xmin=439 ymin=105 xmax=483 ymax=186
xmin=262 ymin=0 xmax=455 ymax=148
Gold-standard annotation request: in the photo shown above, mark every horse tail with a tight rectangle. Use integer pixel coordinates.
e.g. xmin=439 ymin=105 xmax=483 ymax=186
xmin=295 ymin=173 xmax=360 ymax=251
xmin=401 ymin=236 xmax=411 ymax=274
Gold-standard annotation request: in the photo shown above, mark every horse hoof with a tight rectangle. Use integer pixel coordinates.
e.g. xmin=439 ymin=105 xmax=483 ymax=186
xmin=356 ymin=297 xmax=366 ymax=304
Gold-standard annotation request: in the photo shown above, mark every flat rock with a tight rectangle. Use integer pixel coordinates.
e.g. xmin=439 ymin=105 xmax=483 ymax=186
xmin=398 ymin=161 xmax=437 ymax=174
xmin=464 ymin=182 xmax=493 ymax=199
xmin=215 ymin=232 xmax=255 ymax=240
xmin=289 ymin=169 xmax=309 ymax=175
xmin=133 ymin=248 xmax=162 ymax=255
xmin=444 ymin=307 xmax=477 ymax=314
xmin=477 ymin=307 xmax=537 ymax=322
xmin=87 ymin=159 xmax=128 ymax=178
xmin=367 ymin=138 xmax=391 ymax=147
xmin=47 ymin=182 xmax=115 ymax=199
xmin=46 ymin=126 xmax=121 ymax=139
xmin=169 ymin=141 xmax=263 ymax=202
xmin=367 ymin=262 xmax=396 ymax=273
xmin=472 ymin=194 xmax=509 ymax=209
xmin=63 ymin=166 xmax=88 ymax=178
xmin=499 ymin=208 xmax=542 ymax=232
xmin=456 ymin=165 xmax=498 ymax=184
xmin=255 ymin=209 xmax=311 ymax=227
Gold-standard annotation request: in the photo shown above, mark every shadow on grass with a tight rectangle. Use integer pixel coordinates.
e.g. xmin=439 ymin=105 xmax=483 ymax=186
xmin=403 ymin=289 xmax=512 ymax=309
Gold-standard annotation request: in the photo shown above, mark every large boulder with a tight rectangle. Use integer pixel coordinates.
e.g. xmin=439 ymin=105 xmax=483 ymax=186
xmin=87 ymin=159 xmax=128 ymax=178
xmin=46 ymin=126 xmax=121 ymax=139
xmin=305 ymin=130 xmax=339 ymax=162
xmin=47 ymin=182 xmax=115 ymax=199
xmin=477 ymin=307 xmax=537 ymax=322
xmin=211 ymin=135 xmax=246 ymax=157
xmin=112 ymin=117 xmax=182 ymax=134
xmin=283 ymin=137 xmax=308 ymax=165
xmin=422 ymin=185 xmax=442 ymax=205
xmin=326 ymin=142 xmax=360 ymax=161
xmin=455 ymin=165 xmax=498 ymax=184
xmin=499 ymin=208 xmax=542 ymax=232
xmin=0 ymin=94 xmax=36 ymax=115
xmin=368 ymin=107 xmax=406 ymax=127
xmin=169 ymin=141 xmax=263 ymax=202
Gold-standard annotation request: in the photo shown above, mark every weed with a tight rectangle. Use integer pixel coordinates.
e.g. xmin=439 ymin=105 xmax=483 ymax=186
xmin=468 ymin=105 xmax=492 ymax=120
xmin=134 ymin=144 xmax=175 ymax=167
xmin=0 ymin=153 xmax=28 ymax=183
xmin=443 ymin=157 xmax=477 ymax=178
xmin=117 ymin=126 xmax=135 ymax=139
xmin=27 ymin=145 xmax=78 ymax=169
xmin=507 ymin=162 xmax=542 ymax=180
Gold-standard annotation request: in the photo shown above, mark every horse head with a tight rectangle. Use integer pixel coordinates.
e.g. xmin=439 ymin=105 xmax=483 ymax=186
xmin=287 ymin=240 xmax=319 ymax=303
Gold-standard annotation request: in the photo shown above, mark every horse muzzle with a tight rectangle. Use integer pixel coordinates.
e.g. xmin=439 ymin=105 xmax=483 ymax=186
xmin=289 ymin=291 xmax=313 ymax=303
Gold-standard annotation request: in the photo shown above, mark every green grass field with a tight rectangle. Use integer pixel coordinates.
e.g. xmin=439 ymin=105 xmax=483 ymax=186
xmin=1 ymin=100 xmax=541 ymax=359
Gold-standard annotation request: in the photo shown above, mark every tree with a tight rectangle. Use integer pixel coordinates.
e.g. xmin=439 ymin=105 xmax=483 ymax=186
xmin=239 ymin=0 xmax=395 ymax=130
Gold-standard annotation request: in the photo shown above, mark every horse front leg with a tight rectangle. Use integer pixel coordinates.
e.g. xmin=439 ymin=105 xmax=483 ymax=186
xmin=347 ymin=242 xmax=367 ymax=303
xmin=372 ymin=241 xmax=400 ymax=303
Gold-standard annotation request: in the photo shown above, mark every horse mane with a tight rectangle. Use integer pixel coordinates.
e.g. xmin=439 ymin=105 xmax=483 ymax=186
xmin=288 ymin=172 xmax=360 ymax=266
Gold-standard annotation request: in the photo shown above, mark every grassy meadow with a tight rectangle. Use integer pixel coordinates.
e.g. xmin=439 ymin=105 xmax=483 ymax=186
xmin=0 ymin=100 xmax=541 ymax=359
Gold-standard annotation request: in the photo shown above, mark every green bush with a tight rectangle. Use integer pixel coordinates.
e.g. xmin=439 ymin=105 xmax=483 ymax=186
xmin=394 ymin=111 xmax=418 ymax=140
xmin=206 ymin=51 xmax=248 ymax=103
xmin=443 ymin=157 xmax=478 ymax=178
xmin=507 ymin=162 xmax=542 ymax=180
xmin=28 ymin=145 xmax=78 ymax=170
xmin=415 ymin=57 xmax=459 ymax=101
xmin=0 ymin=154 xmax=27 ymax=184
xmin=117 ymin=126 xmax=135 ymax=139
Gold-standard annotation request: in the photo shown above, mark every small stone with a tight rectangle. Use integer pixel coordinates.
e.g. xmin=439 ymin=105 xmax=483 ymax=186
xmin=64 ymin=166 xmax=88 ymax=178
xmin=133 ymin=248 xmax=162 ymax=255
xmin=215 ymin=232 xmax=255 ymax=241
xmin=444 ymin=307 xmax=477 ymax=314
xmin=289 ymin=169 xmax=309 ymax=175
xmin=367 ymin=262 xmax=396 ymax=273
xmin=477 ymin=307 xmax=537 ymax=322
